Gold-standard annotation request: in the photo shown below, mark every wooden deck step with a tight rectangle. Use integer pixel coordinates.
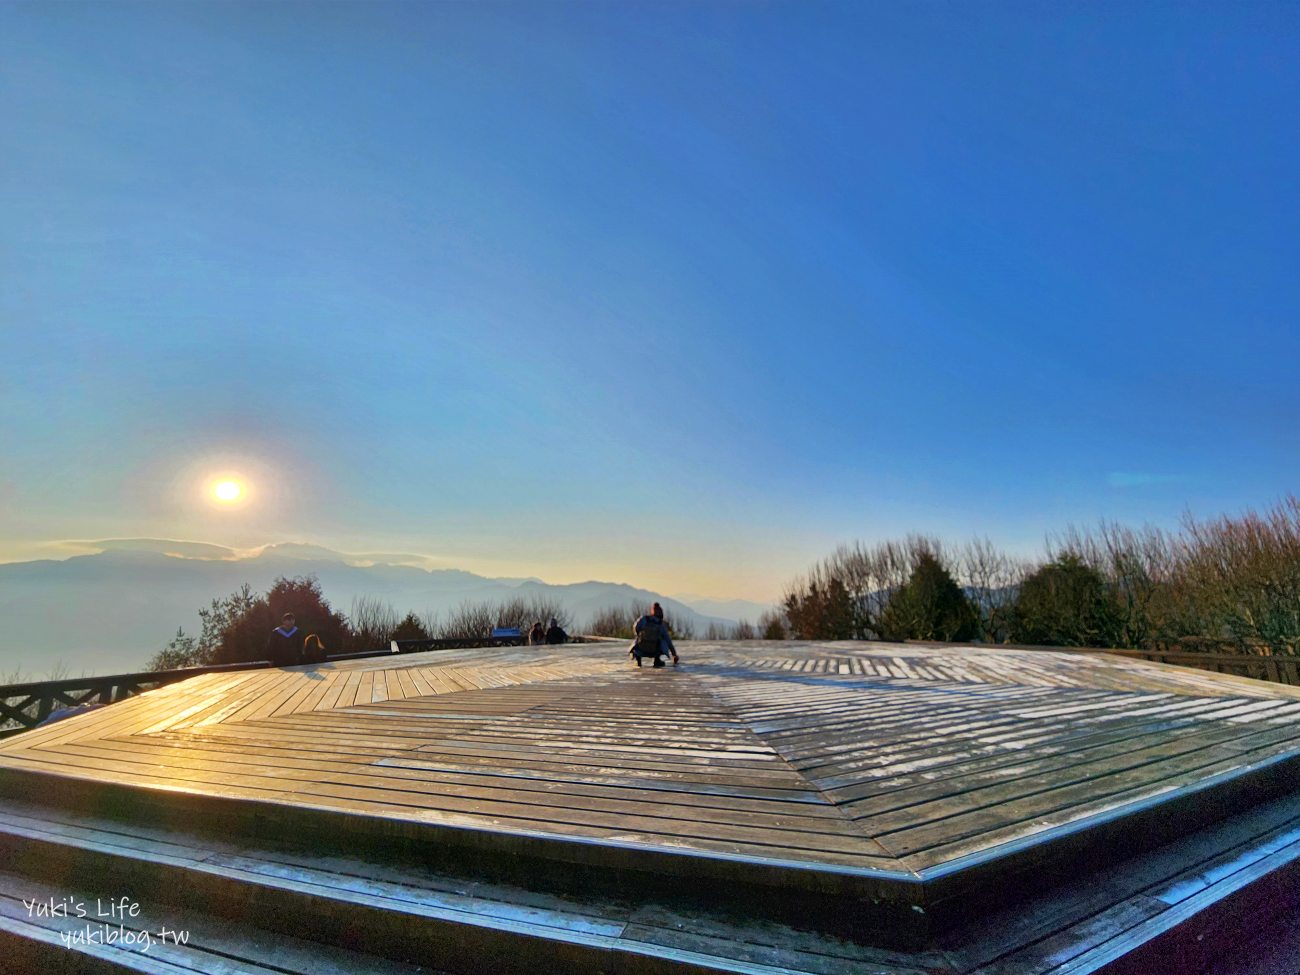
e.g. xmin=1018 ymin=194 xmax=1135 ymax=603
xmin=2 ymin=776 xmax=1299 ymax=973
xmin=941 ymin=790 xmax=1300 ymax=973
xmin=0 ymin=869 xmax=439 ymax=975
xmin=0 ymin=796 xmax=940 ymax=975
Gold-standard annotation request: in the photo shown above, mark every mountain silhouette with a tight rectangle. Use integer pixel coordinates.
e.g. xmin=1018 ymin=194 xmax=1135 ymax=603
xmin=0 ymin=541 xmax=734 ymax=678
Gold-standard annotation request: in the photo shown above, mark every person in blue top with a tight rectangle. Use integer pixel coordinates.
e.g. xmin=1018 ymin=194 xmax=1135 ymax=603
xmin=630 ymin=603 xmax=679 ymax=668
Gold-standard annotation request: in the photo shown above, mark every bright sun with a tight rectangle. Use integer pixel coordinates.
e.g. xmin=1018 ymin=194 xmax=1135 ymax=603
xmin=213 ymin=480 xmax=244 ymax=503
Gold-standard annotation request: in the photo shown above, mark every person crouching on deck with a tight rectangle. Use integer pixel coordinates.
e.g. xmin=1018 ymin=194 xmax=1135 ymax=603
xmin=630 ymin=603 xmax=679 ymax=668
xmin=267 ymin=613 xmax=302 ymax=666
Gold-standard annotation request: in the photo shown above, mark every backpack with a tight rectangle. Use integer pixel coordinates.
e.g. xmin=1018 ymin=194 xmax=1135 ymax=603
xmin=635 ymin=617 xmax=663 ymax=654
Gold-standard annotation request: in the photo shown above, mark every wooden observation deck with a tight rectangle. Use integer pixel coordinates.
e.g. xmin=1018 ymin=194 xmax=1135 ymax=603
xmin=1 ymin=640 xmax=1299 ymax=973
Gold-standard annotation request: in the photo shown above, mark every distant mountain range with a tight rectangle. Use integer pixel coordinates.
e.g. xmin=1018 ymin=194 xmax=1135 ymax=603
xmin=666 ymin=593 xmax=771 ymax=626
xmin=0 ymin=540 xmax=768 ymax=678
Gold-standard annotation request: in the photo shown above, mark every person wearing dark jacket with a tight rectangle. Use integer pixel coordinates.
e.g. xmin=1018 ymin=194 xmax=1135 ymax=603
xmin=544 ymin=618 xmax=568 ymax=645
xmin=630 ymin=603 xmax=678 ymax=667
xmin=266 ymin=613 xmax=303 ymax=666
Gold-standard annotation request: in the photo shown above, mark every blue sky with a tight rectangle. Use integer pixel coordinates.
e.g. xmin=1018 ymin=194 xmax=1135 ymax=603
xmin=1 ymin=1 xmax=1296 ymax=600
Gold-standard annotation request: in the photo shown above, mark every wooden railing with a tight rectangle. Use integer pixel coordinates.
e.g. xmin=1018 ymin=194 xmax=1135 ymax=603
xmin=1098 ymin=648 xmax=1300 ymax=686
xmin=0 ymin=634 xmax=585 ymax=739
xmin=915 ymin=638 xmax=1300 ymax=688
xmin=0 ymin=662 xmax=273 ymax=739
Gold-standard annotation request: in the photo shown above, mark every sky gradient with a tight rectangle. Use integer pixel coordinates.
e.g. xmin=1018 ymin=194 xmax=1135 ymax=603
xmin=2 ymin=1 xmax=1297 ymax=601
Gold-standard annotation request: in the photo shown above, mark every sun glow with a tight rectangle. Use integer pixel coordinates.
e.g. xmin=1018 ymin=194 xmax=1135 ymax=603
xmin=212 ymin=480 xmax=244 ymax=503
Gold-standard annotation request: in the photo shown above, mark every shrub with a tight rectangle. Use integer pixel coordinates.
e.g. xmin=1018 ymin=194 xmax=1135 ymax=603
xmin=1011 ymin=555 xmax=1121 ymax=647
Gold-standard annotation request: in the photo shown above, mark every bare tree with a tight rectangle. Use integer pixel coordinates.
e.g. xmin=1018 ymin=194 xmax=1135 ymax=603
xmin=666 ymin=613 xmax=695 ymax=639
xmin=525 ymin=595 xmax=572 ymax=631
xmin=957 ymin=537 xmax=1029 ymax=643
xmin=492 ymin=597 xmax=530 ymax=631
xmin=586 ymin=604 xmax=641 ymax=639
xmin=1047 ymin=522 xmax=1172 ymax=648
xmin=348 ymin=596 xmax=400 ymax=650
xmin=1170 ymin=497 xmax=1300 ymax=653
xmin=586 ymin=602 xmax=694 ymax=639
xmin=784 ymin=535 xmax=949 ymax=639
xmin=439 ymin=600 xmax=498 ymax=640
xmin=420 ymin=610 xmax=441 ymax=639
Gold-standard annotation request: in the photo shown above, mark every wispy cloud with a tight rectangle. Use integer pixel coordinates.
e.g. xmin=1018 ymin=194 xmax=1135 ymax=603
xmin=1106 ymin=472 xmax=1190 ymax=489
xmin=52 ymin=538 xmax=451 ymax=570
xmin=66 ymin=538 xmax=241 ymax=560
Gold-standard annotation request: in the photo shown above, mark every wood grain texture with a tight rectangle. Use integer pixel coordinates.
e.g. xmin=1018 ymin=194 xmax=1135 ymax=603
xmin=4 ymin=640 xmax=1300 ymax=886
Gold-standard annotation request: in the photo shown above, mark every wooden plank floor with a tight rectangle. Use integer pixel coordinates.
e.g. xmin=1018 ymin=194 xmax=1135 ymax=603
xmin=4 ymin=752 xmax=1300 ymax=973
xmin=4 ymin=640 xmax=1300 ymax=890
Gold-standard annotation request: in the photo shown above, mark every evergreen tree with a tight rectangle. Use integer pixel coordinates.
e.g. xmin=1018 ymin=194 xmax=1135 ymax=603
xmin=879 ymin=553 xmax=977 ymax=642
xmin=216 ymin=576 xmax=350 ymax=663
xmin=759 ymin=610 xmax=787 ymax=640
xmin=146 ymin=628 xmax=204 ymax=671
xmin=822 ymin=578 xmax=856 ymax=639
xmin=784 ymin=582 xmax=829 ymax=639
xmin=391 ymin=611 xmax=430 ymax=642
xmin=198 ymin=584 xmax=258 ymax=663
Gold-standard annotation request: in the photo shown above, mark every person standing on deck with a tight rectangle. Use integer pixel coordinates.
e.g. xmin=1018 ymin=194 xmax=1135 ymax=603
xmin=266 ymin=613 xmax=302 ymax=666
xmin=631 ymin=603 xmax=678 ymax=667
